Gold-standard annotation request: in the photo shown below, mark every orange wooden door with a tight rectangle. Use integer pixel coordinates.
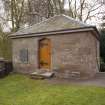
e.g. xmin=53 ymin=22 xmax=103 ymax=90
xmin=39 ymin=38 xmax=51 ymax=69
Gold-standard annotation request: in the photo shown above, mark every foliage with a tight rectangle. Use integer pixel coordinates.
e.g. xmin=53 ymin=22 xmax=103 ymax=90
xmin=101 ymin=15 xmax=105 ymax=30
xmin=0 ymin=74 xmax=105 ymax=105
xmin=0 ymin=28 xmax=12 ymax=60
xmin=100 ymin=59 xmax=105 ymax=72
xmin=100 ymin=30 xmax=105 ymax=59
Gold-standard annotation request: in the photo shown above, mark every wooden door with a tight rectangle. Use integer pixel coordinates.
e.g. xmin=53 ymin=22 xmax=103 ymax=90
xmin=39 ymin=38 xmax=51 ymax=70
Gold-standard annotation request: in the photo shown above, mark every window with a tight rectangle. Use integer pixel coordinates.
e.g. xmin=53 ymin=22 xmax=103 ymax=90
xmin=19 ymin=49 xmax=28 ymax=63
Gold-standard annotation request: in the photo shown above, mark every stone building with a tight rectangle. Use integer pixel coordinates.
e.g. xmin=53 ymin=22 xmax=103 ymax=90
xmin=10 ymin=14 xmax=100 ymax=78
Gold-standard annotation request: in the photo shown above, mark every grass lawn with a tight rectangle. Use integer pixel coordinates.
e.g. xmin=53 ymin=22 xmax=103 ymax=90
xmin=0 ymin=74 xmax=105 ymax=105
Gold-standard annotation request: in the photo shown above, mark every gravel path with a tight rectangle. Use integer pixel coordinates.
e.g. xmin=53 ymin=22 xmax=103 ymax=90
xmin=47 ymin=77 xmax=105 ymax=87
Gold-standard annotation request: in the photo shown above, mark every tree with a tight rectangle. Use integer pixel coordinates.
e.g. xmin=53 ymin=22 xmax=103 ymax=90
xmin=1 ymin=0 xmax=105 ymax=31
xmin=100 ymin=31 xmax=105 ymax=61
xmin=26 ymin=0 xmax=54 ymax=25
xmin=100 ymin=15 xmax=105 ymax=63
xmin=2 ymin=0 xmax=25 ymax=32
xmin=101 ymin=16 xmax=105 ymax=30
xmin=42 ymin=0 xmax=105 ymax=22
xmin=0 ymin=25 xmax=11 ymax=60
xmin=25 ymin=0 xmax=105 ymax=24
xmin=66 ymin=0 xmax=104 ymax=22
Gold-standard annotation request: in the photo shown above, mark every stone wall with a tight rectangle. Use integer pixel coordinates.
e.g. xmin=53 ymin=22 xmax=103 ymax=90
xmin=12 ymin=38 xmax=38 ymax=73
xmin=12 ymin=31 xmax=99 ymax=78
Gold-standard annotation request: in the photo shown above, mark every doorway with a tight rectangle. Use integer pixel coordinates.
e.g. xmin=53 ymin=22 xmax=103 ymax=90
xmin=39 ymin=38 xmax=51 ymax=70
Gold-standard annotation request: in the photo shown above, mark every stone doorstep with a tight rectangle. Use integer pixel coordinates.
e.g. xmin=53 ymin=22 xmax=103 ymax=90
xmin=30 ymin=71 xmax=55 ymax=79
xmin=54 ymin=70 xmax=81 ymax=79
xmin=35 ymin=69 xmax=51 ymax=73
xmin=30 ymin=69 xmax=81 ymax=79
xmin=71 ymin=71 xmax=80 ymax=77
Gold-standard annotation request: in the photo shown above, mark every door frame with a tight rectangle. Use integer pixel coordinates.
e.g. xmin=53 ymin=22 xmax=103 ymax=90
xmin=38 ymin=38 xmax=51 ymax=69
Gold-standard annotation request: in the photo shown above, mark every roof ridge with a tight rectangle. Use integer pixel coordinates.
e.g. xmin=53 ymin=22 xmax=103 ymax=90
xmin=18 ymin=15 xmax=62 ymax=32
xmin=17 ymin=14 xmax=89 ymax=32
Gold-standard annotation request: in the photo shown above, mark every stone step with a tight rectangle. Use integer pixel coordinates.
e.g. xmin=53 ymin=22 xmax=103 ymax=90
xmin=54 ymin=70 xmax=81 ymax=79
xmin=95 ymin=72 xmax=105 ymax=78
xmin=30 ymin=71 xmax=54 ymax=79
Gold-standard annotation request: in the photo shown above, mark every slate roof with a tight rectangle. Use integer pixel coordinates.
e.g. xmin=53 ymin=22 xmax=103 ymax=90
xmin=11 ymin=14 xmax=90 ymax=36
